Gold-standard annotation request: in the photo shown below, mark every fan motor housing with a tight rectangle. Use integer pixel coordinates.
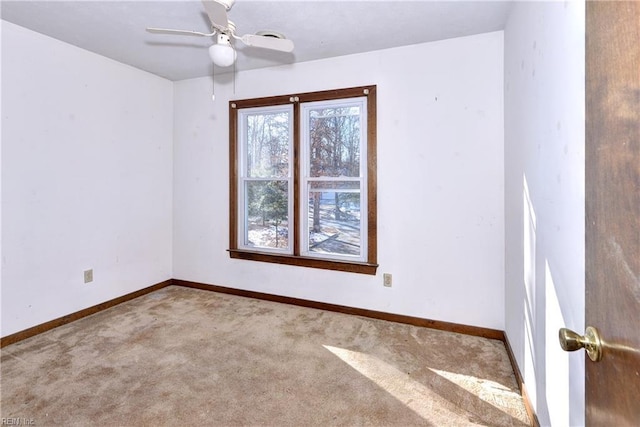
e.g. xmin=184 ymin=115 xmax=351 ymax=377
xmin=256 ymin=30 xmax=286 ymax=40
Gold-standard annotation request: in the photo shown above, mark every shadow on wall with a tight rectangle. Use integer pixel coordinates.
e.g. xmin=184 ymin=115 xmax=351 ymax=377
xmin=521 ymin=173 xmax=583 ymax=426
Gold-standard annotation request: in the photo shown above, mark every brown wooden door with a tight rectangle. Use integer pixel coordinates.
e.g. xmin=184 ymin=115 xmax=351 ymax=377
xmin=585 ymin=1 xmax=640 ymax=425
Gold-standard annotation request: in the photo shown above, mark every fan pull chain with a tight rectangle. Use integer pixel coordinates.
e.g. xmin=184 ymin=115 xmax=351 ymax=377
xmin=212 ymin=65 xmax=216 ymax=101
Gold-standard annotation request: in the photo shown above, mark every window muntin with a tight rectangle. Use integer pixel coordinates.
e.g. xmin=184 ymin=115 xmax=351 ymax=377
xmin=237 ymin=105 xmax=293 ymax=254
xmin=229 ymin=86 xmax=377 ymax=275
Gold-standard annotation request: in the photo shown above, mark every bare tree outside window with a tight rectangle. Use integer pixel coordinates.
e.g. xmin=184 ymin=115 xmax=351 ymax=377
xmin=243 ymin=110 xmax=291 ymax=250
xmin=307 ymin=106 xmax=363 ymax=257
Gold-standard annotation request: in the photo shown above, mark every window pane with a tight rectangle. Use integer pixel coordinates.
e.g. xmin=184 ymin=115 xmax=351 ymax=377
xmin=245 ymin=181 xmax=289 ymax=249
xmin=246 ymin=111 xmax=290 ymax=178
xmin=308 ymin=190 xmax=361 ymax=257
xmin=309 ymin=106 xmax=360 ymax=178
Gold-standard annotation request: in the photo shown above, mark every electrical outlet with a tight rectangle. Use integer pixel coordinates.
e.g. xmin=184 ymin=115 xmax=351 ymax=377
xmin=84 ymin=269 xmax=93 ymax=284
xmin=383 ymin=273 xmax=392 ymax=287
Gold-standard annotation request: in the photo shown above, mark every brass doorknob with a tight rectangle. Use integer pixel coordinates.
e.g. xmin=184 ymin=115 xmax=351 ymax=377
xmin=558 ymin=326 xmax=603 ymax=362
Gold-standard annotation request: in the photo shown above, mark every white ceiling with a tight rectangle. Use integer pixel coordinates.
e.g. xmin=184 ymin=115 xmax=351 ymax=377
xmin=1 ymin=0 xmax=512 ymax=81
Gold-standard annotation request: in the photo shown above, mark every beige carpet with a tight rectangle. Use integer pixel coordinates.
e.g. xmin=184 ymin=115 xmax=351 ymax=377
xmin=1 ymin=286 xmax=529 ymax=426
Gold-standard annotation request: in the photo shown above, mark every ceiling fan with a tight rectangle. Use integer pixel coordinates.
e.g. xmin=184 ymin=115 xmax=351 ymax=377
xmin=147 ymin=0 xmax=294 ymax=68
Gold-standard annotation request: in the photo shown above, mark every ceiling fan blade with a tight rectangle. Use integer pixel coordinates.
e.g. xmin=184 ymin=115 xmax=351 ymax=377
xmin=147 ymin=27 xmax=213 ymax=37
xmin=239 ymin=34 xmax=294 ymax=53
xmin=202 ymin=0 xmax=229 ymax=31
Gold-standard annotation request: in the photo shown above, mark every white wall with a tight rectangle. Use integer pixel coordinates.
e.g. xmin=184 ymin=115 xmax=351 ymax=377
xmin=173 ymin=32 xmax=505 ymax=330
xmin=504 ymin=2 xmax=585 ymax=426
xmin=1 ymin=20 xmax=4 ymax=318
xmin=1 ymin=21 xmax=173 ymax=337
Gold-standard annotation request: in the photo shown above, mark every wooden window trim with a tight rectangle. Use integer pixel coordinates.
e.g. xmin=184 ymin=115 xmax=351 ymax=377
xmin=229 ymin=85 xmax=378 ymax=275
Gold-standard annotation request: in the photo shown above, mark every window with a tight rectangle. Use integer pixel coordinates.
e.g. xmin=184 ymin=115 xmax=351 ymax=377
xmin=229 ymin=86 xmax=377 ymax=274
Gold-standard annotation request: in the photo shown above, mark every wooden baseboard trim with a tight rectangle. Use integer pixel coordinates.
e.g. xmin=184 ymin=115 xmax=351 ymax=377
xmin=172 ymin=279 xmax=505 ymax=340
xmin=2 ymin=277 xmax=507 ymax=357
xmin=503 ymin=334 xmax=540 ymax=427
xmin=0 ymin=280 xmax=172 ymax=348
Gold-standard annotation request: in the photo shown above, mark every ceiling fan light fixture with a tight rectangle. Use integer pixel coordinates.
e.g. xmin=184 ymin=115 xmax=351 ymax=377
xmin=209 ymin=33 xmax=236 ymax=67
xmin=149 ymin=1 xmax=293 ymax=71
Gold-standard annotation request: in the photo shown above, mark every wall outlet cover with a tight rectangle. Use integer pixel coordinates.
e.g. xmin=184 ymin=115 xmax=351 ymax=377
xmin=84 ymin=269 xmax=93 ymax=283
xmin=383 ymin=273 xmax=392 ymax=287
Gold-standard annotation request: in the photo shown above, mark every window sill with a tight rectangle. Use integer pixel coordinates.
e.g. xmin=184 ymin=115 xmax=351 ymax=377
xmin=228 ymin=249 xmax=379 ymax=275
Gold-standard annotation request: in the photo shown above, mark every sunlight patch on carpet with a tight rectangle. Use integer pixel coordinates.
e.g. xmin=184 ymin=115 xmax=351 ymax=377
xmin=323 ymin=344 xmax=460 ymax=422
xmin=428 ymin=367 xmax=521 ymax=412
